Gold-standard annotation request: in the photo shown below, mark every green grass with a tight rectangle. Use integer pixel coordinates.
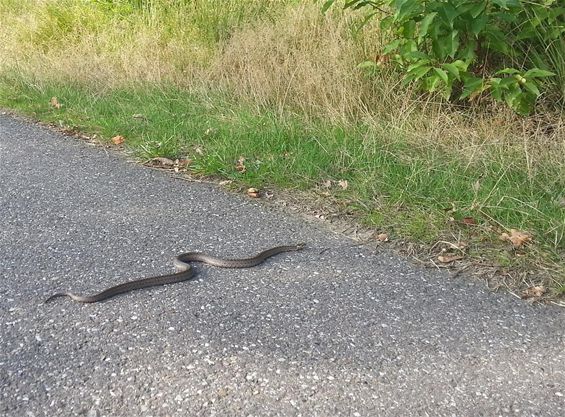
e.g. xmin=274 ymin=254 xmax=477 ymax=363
xmin=1 ymin=75 xmax=563 ymax=294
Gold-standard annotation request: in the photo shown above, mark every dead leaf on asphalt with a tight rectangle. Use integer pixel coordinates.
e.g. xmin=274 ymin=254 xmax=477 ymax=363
xmin=247 ymin=188 xmax=260 ymax=198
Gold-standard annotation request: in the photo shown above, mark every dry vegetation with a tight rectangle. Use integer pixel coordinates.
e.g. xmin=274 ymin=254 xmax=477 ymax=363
xmin=3 ymin=1 xmax=562 ymax=150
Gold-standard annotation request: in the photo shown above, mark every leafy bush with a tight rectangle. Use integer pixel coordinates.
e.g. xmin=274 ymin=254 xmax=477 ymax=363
xmin=324 ymin=0 xmax=564 ymax=114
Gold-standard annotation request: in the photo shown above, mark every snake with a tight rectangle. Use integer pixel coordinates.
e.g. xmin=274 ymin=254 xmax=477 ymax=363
xmin=45 ymin=243 xmax=305 ymax=304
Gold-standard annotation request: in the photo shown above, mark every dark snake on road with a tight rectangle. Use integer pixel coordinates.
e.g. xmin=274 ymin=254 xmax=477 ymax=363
xmin=45 ymin=243 xmax=305 ymax=303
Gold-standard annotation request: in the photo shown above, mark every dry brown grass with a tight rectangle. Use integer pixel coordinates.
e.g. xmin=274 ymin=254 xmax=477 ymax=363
xmin=209 ymin=4 xmax=378 ymax=121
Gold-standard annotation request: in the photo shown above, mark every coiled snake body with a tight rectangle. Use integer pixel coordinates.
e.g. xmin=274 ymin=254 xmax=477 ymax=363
xmin=45 ymin=243 xmax=305 ymax=303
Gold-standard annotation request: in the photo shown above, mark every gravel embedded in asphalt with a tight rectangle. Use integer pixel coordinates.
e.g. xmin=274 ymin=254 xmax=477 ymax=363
xmin=1 ymin=113 xmax=564 ymax=417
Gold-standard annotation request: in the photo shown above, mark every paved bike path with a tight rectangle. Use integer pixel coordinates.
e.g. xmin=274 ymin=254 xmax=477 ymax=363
xmin=1 ymin=113 xmax=563 ymax=416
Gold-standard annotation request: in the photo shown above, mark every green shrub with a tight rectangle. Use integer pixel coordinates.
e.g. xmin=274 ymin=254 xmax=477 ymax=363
xmin=325 ymin=0 xmax=564 ymax=114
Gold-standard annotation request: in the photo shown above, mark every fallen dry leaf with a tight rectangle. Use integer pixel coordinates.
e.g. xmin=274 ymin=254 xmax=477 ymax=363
xmin=174 ymin=159 xmax=191 ymax=172
xmin=111 ymin=135 xmax=125 ymax=145
xmin=247 ymin=187 xmax=260 ymax=198
xmin=457 ymin=241 xmax=469 ymax=250
xmin=462 ymin=217 xmax=477 ymax=226
xmin=437 ymin=254 xmax=464 ymax=263
xmin=376 ymin=233 xmax=389 ymax=242
xmin=338 ymin=180 xmax=349 ymax=190
xmin=374 ymin=54 xmax=390 ymax=67
xmin=49 ymin=97 xmax=61 ymax=109
xmin=235 ymin=156 xmax=246 ymax=173
xmin=150 ymin=157 xmax=174 ymax=167
xmin=321 ymin=180 xmax=332 ymax=189
xmin=521 ymin=285 xmax=546 ymax=299
xmin=500 ymin=229 xmax=532 ymax=248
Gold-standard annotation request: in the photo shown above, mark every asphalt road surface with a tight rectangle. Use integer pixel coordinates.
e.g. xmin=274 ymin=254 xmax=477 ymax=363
xmin=1 ymin=113 xmax=564 ymax=417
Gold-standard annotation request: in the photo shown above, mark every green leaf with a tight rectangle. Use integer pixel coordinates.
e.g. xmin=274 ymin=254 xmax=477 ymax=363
xmin=418 ymin=12 xmax=437 ymax=43
xmin=344 ymin=0 xmax=363 ymax=9
xmin=380 ymin=15 xmax=395 ymax=30
xmin=492 ymin=0 xmax=520 ymax=10
xmin=448 ymin=30 xmax=460 ymax=58
xmin=351 ymin=1 xmax=375 ymax=11
xmin=490 ymin=78 xmax=504 ymax=100
xmin=522 ymin=81 xmax=540 ymax=96
xmin=321 ymin=0 xmax=336 ymax=14
xmin=512 ymin=93 xmax=536 ymax=116
xmin=405 ymin=51 xmax=430 ymax=60
xmin=460 ymin=76 xmax=484 ymax=99
xmin=438 ymin=3 xmax=459 ymax=28
xmin=383 ymin=39 xmax=401 ymax=55
xmin=515 ymin=27 xmax=537 ymax=41
xmin=457 ymin=41 xmax=477 ymax=63
xmin=399 ymin=39 xmax=418 ymax=56
xmin=433 ymin=36 xmax=449 ymax=59
xmin=403 ymin=19 xmax=417 ymax=38
xmin=424 ymin=74 xmax=442 ymax=92
xmin=442 ymin=62 xmax=460 ymax=80
xmin=496 ymin=68 xmax=520 ymax=75
xmin=397 ymin=0 xmax=421 ymax=22
xmin=404 ymin=65 xmax=432 ymax=83
xmin=470 ymin=14 xmax=487 ymax=37
xmin=407 ymin=59 xmax=431 ymax=72
xmin=469 ymin=2 xmax=486 ymax=18
xmin=452 ymin=60 xmax=468 ymax=72
xmin=504 ymin=89 xmax=520 ymax=107
xmin=484 ymin=24 xmax=509 ymax=55
xmin=524 ymin=68 xmax=556 ymax=78
xmin=499 ymin=77 xmax=517 ymax=87
xmin=433 ymin=67 xmax=449 ymax=83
